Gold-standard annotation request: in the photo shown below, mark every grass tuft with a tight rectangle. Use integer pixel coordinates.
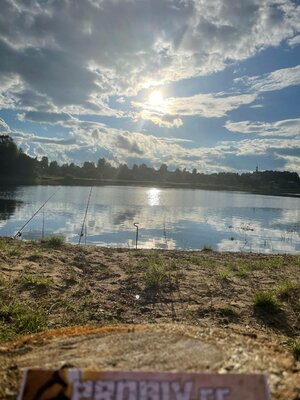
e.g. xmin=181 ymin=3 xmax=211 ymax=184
xmin=0 ymin=301 xmax=46 ymax=340
xmin=42 ymin=235 xmax=65 ymax=248
xmin=235 ymin=267 xmax=249 ymax=277
xmin=276 ymin=281 xmax=298 ymax=300
xmin=253 ymin=290 xmax=280 ymax=312
xmin=21 ymin=274 xmax=52 ymax=288
xmin=144 ymin=260 xmax=167 ymax=291
xmin=288 ymin=339 xmax=300 ymax=361
xmin=27 ymin=250 xmax=43 ymax=261
xmin=216 ymin=270 xmax=230 ymax=282
xmin=201 ymin=244 xmax=213 ymax=252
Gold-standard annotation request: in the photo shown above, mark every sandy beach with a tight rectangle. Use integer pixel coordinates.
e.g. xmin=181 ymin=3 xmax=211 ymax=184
xmin=0 ymin=237 xmax=299 ymax=399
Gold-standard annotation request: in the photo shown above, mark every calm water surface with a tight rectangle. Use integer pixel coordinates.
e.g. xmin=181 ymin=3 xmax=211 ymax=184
xmin=1 ymin=185 xmax=300 ymax=253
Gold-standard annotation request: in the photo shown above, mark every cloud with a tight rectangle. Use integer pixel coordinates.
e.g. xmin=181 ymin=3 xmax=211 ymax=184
xmin=0 ymin=117 xmax=11 ymax=134
xmin=132 ymin=92 xmax=257 ymax=126
xmin=0 ymin=0 xmax=299 ymax=114
xmin=225 ymin=118 xmax=300 ymax=137
xmin=17 ymin=111 xmax=74 ymax=124
xmin=237 ymin=64 xmax=300 ymax=93
xmin=287 ymin=34 xmax=300 ymax=47
xmin=219 ymin=137 xmax=300 ymax=157
xmin=6 ymin=114 xmax=300 ymax=174
xmin=276 ymin=154 xmax=300 ymax=171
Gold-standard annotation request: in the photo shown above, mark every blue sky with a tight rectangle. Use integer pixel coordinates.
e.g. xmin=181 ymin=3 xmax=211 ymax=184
xmin=0 ymin=0 xmax=300 ymax=173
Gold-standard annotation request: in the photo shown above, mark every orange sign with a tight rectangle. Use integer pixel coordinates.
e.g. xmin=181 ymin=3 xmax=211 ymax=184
xmin=18 ymin=370 xmax=271 ymax=400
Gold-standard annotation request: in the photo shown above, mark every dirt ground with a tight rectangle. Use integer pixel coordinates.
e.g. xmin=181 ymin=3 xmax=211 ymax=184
xmin=0 ymin=238 xmax=299 ymax=399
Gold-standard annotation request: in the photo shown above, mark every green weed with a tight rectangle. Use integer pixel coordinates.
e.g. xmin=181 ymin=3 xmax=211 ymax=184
xmin=201 ymin=244 xmax=213 ymax=252
xmin=217 ymin=270 xmax=230 ymax=282
xmin=190 ymin=256 xmax=202 ymax=266
xmin=8 ymin=246 xmax=22 ymax=256
xmin=21 ymin=274 xmax=52 ymax=288
xmin=276 ymin=281 xmax=298 ymax=299
xmin=288 ymin=339 xmax=300 ymax=361
xmin=253 ymin=290 xmax=280 ymax=312
xmin=27 ymin=250 xmax=43 ymax=261
xmin=42 ymin=235 xmax=65 ymax=248
xmin=235 ymin=267 xmax=249 ymax=277
xmin=144 ymin=260 xmax=167 ymax=291
xmin=0 ymin=301 xmax=46 ymax=340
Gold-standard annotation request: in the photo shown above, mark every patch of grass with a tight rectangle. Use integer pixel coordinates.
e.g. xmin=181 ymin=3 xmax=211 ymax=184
xmin=144 ymin=259 xmax=167 ymax=291
xmin=253 ymin=290 xmax=280 ymax=312
xmin=216 ymin=270 xmax=230 ymax=282
xmin=27 ymin=250 xmax=43 ymax=261
xmin=235 ymin=267 xmax=249 ymax=277
xmin=42 ymin=235 xmax=65 ymax=248
xmin=21 ymin=274 xmax=52 ymax=288
xmin=0 ymin=238 xmax=8 ymax=251
xmin=276 ymin=281 xmax=298 ymax=300
xmin=190 ymin=256 xmax=203 ymax=266
xmin=0 ymin=301 xmax=46 ymax=340
xmin=247 ymin=258 xmax=283 ymax=271
xmin=201 ymin=244 xmax=213 ymax=252
xmin=262 ymin=258 xmax=283 ymax=270
xmin=288 ymin=339 xmax=300 ymax=361
xmin=8 ymin=245 xmax=22 ymax=256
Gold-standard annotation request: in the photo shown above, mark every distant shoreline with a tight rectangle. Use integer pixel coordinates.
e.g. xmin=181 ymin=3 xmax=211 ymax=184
xmin=1 ymin=176 xmax=300 ymax=199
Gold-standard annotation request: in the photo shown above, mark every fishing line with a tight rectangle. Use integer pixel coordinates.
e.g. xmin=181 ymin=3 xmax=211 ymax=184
xmin=14 ymin=188 xmax=60 ymax=239
xmin=78 ymin=187 xmax=93 ymax=245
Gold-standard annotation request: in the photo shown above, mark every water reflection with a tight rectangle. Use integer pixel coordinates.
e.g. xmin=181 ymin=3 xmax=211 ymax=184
xmin=147 ymin=188 xmax=160 ymax=206
xmin=2 ymin=185 xmax=300 ymax=253
xmin=0 ymin=199 xmax=20 ymax=221
xmin=0 ymin=186 xmax=22 ymax=222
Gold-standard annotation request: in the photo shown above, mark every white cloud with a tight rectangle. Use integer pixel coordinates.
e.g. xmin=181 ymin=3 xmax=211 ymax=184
xmin=0 ymin=117 xmax=11 ymax=133
xmin=237 ymin=64 xmax=300 ymax=93
xmin=276 ymin=154 xmax=300 ymax=171
xmin=219 ymin=137 xmax=300 ymax=157
xmin=132 ymin=92 xmax=257 ymax=126
xmin=287 ymin=34 xmax=300 ymax=47
xmin=225 ymin=118 xmax=300 ymax=137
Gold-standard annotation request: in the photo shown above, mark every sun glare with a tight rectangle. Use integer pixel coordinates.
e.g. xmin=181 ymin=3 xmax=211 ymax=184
xmin=148 ymin=90 xmax=163 ymax=106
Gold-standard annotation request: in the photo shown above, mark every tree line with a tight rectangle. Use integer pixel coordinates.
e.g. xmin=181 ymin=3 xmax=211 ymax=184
xmin=1 ymin=135 xmax=300 ymax=193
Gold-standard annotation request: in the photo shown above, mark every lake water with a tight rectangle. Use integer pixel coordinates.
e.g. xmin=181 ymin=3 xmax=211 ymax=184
xmin=1 ymin=185 xmax=300 ymax=253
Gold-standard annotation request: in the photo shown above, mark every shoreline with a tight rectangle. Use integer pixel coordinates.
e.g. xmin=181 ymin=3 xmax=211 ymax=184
xmin=1 ymin=177 xmax=300 ymax=199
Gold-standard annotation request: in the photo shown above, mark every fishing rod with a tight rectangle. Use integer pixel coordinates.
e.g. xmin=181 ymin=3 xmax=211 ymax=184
xmin=13 ymin=188 xmax=60 ymax=239
xmin=78 ymin=187 xmax=93 ymax=245
xmin=133 ymin=222 xmax=139 ymax=249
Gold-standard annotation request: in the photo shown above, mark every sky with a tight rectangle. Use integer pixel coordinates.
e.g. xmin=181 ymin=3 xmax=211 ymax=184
xmin=0 ymin=0 xmax=300 ymax=173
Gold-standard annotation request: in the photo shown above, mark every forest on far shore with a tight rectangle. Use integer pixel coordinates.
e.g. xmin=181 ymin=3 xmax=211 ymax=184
xmin=1 ymin=134 xmax=300 ymax=194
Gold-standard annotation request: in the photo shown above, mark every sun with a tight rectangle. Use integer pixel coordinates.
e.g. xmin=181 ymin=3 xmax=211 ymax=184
xmin=148 ymin=90 xmax=163 ymax=106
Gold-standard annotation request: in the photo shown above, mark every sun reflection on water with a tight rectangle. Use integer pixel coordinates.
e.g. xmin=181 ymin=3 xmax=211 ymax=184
xmin=147 ymin=188 xmax=161 ymax=206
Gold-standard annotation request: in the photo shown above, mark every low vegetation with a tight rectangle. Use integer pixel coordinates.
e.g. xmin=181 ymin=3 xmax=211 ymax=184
xmin=0 ymin=238 xmax=299 ymax=344
xmin=253 ymin=290 xmax=280 ymax=312
xmin=21 ymin=274 xmax=52 ymax=288
xmin=288 ymin=339 xmax=300 ymax=361
xmin=41 ymin=235 xmax=65 ymax=248
xmin=143 ymin=259 xmax=167 ymax=291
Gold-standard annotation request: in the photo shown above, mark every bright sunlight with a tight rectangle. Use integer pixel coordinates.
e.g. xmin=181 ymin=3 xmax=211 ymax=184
xmin=148 ymin=90 xmax=163 ymax=106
